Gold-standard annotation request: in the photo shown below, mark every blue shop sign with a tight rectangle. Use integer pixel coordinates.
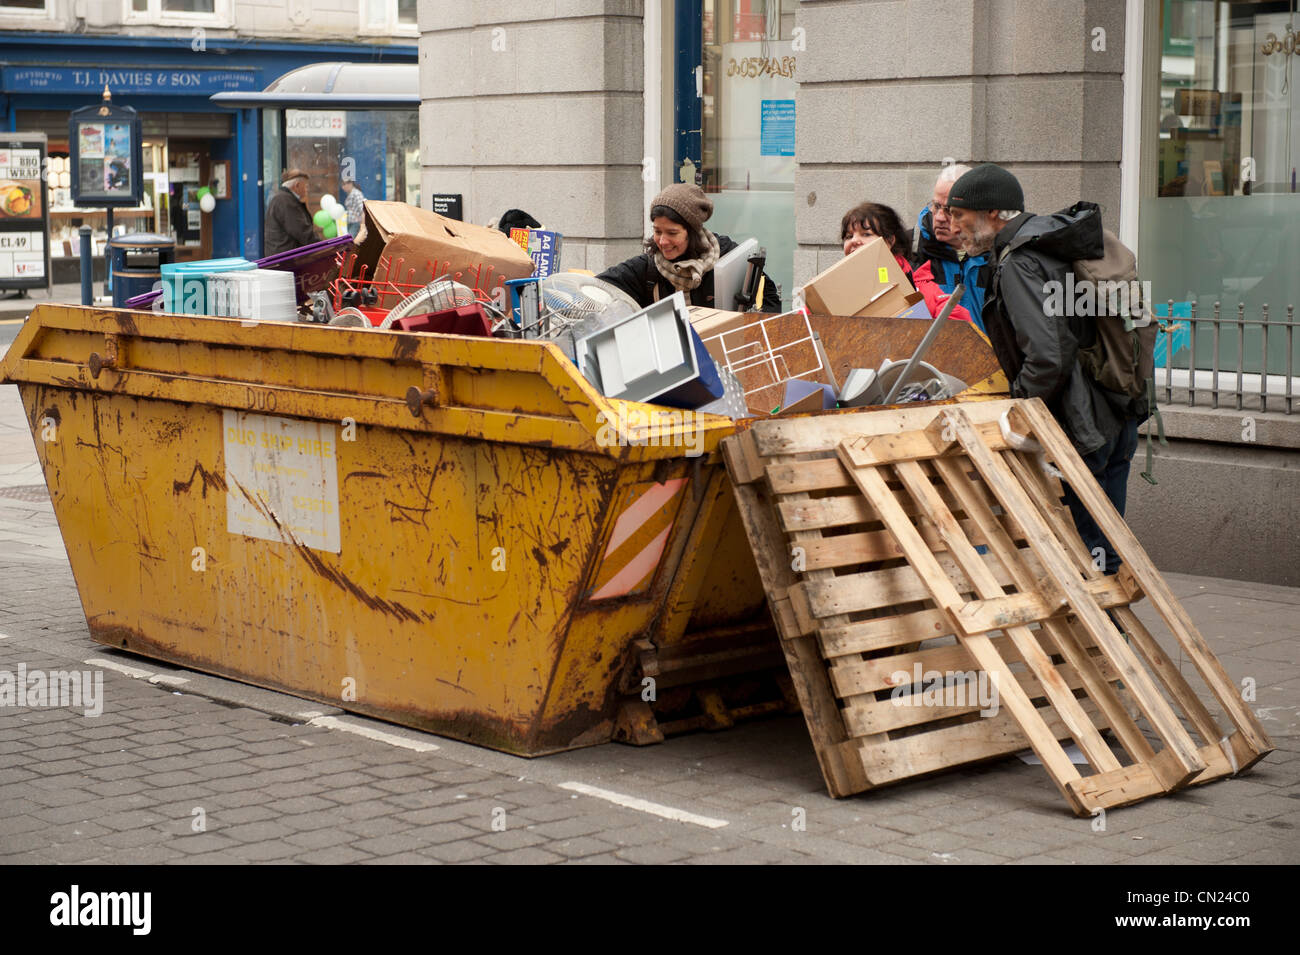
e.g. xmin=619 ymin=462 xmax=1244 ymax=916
xmin=2 ymin=66 xmax=259 ymax=95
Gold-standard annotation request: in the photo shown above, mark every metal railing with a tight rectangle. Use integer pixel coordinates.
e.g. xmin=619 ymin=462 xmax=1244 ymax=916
xmin=1158 ymin=302 xmax=1298 ymax=414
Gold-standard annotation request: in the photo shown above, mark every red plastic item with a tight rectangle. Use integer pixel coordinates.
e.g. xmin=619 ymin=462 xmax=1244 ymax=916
xmin=330 ymin=250 xmax=505 ymax=327
xmin=394 ymin=303 xmax=493 ymax=337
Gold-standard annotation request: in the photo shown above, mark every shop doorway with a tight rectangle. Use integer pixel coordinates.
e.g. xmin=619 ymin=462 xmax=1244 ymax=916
xmin=673 ymin=0 xmax=798 ymax=309
xmin=166 ymin=140 xmax=212 ymax=262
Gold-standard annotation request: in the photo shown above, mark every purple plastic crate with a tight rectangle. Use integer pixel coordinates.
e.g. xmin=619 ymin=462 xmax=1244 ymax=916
xmin=257 ymin=236 xmax=354 ymax=304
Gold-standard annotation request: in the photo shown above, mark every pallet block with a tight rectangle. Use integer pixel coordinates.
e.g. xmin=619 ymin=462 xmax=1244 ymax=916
xmin=723 ymin=397 xmax=1272 ymax=815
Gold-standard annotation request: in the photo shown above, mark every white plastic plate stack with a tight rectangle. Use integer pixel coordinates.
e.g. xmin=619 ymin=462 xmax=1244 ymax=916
xmin=206 ymin=270 xmax=298 ymax=323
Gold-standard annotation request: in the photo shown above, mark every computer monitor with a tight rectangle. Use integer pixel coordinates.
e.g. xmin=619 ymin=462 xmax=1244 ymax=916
xmin=712 ymin=237 xmax=758 ymax=311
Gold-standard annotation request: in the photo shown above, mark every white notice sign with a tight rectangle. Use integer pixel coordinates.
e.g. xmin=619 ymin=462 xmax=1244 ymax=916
xmin=223 ymin=411 xmax=341 ymax=553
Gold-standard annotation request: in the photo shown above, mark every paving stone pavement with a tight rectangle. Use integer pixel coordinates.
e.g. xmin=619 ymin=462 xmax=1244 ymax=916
xmin=0 ymin=383 xmax=1298 ymax=865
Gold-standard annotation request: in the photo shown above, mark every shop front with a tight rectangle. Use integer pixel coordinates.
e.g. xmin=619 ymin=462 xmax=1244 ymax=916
xmin=0 ymin=33 xmax=416 ymax=279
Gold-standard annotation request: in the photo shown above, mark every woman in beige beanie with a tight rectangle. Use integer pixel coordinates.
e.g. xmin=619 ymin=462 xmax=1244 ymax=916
xmin=597 ymin=184 xmax=782 ymax=311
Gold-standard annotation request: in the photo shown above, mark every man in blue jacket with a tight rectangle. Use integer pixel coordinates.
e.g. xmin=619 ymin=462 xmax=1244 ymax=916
xmin=911 ymin=163 xmax=989 ymax=331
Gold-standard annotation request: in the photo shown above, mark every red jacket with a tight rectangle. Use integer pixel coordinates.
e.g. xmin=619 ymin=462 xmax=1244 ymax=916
xmin=897 ymin=254 xmax=972 ymax=324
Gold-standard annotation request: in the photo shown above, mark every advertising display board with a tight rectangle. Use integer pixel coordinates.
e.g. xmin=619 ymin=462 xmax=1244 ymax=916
xmin=0 ymin=132 xmax=50 ymax=290
xmin=69 ymin=95 xmax=144 ymax=208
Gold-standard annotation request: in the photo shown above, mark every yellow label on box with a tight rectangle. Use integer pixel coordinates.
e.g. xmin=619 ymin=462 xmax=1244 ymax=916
xmin=878 ymin=267 xmax=889 ymax=283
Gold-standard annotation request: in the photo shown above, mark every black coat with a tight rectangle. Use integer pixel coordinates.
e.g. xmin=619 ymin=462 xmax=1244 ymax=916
xmin=984 ymin=202 xmax=1141 ymax=455
xmin=264 ymin=186 xmax=316 ymax=257
xmin=596 ymin=233 xmax=783 ymax=312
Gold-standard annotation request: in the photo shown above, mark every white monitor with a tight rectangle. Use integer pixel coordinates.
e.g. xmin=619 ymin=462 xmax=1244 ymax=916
xmin=712 ymin=237 xmax=758 ymax=311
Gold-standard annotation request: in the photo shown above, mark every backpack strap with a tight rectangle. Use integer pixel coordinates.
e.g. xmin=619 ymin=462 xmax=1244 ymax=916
xmin=1139 ymin=374 xmax=1168 ymax=485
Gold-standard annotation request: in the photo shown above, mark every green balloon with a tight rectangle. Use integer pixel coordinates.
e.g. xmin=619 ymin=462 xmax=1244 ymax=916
xmin=196 ymin=186 xmax=211 ymax=200
xmin=322 ymin=222 xmax=338 ymax=239
xmin=313 ymin=209 xmax=332 ymax=228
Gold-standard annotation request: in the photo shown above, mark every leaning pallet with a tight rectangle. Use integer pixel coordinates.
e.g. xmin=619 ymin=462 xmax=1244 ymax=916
xmin=722 ymin=396 xmax=1272 ymax=815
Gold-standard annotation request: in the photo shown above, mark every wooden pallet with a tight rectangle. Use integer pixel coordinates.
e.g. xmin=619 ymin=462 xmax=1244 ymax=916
xmin=723 ymin=397 xmax=1272 ymax=815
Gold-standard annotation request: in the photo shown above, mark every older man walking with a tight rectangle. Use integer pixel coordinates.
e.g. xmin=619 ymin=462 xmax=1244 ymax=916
xmin=264 ymin=168 xmax=317 ymax=256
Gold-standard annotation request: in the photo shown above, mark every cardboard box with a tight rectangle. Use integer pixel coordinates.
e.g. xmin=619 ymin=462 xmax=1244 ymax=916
xmin=355 ymin=201 xmax=535 ymax=296
xmin=797 ymin=237 xmax=917 ymax=318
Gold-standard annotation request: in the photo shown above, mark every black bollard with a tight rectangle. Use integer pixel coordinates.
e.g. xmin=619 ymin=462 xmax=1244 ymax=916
xmin=79 ymin=225 xmax=93 ymax=307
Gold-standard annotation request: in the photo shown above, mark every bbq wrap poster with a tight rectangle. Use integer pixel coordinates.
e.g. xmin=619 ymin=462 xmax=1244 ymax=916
xmin=0 ymin=133 xmax=49 ymax=288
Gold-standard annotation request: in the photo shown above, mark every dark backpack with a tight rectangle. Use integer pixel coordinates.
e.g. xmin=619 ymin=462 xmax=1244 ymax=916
xmin=998 ymin=227 xmax=1155 ymax=402
xmin=997 ymin=224 xmax=1166 ymax=482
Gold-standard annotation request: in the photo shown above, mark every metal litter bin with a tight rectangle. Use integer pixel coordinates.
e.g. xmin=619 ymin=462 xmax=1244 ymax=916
xmin=108 ymin=233 xmax=174 ymax=308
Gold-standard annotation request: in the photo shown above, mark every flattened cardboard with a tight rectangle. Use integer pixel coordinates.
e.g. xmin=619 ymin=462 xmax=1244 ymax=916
xmin=355 ymin=201 xmax=535 ymax=295
xmin=798 ymin=237 xmax=916 ymax=319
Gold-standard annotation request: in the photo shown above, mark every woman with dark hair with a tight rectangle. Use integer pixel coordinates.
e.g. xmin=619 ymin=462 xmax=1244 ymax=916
xmin=598 ymin=184 xmax=783 ymax=312
xmin=839 ymin=200 xmax=971 ymax=324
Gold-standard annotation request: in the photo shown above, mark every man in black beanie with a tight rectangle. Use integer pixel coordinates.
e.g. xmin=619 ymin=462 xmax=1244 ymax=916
xmin=946 ymin=163 xmax=1143 ymax=575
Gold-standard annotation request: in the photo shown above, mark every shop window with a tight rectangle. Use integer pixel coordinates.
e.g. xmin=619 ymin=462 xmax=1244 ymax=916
xmin=0 ymin=0 xmax=49 ymax=13
xmin=360 ymin=0 xmax=417 ymax=36
xmin=275 ymin=108 xmax=419 ymax=237
xmin=1140 ymin=0 xmax=1300 ymax=376
xmin=124 ymin=0 xmax=229 ymax=26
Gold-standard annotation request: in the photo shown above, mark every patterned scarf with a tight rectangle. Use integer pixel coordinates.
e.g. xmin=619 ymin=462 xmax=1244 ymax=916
xmin=652 ymin=229 xmax=721 ymax=293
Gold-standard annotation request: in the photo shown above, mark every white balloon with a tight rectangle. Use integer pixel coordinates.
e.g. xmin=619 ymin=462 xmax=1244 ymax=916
xmin=320 ymin=193 xmax=337 ymax=211
xmin=199 ymin=193 xmax=216 ymax=214
xmin=331 ymin=203 xmax=346 ymax=220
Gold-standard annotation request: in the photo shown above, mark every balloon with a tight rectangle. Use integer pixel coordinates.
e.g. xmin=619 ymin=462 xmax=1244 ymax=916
xmin=322 ymin=222 xmax=338 ymax=239
xmin=199 ymin=193 xmax=215 ymax=214
xmin=313 ymin=209 xmax=332 ymax=228
xmin=196 ymin=186 xmax=211 ymax=200
xmin=331 ymin=203 xmax=346 ymax=220
xmin=319 ymin=193 xmax=337 ymax=211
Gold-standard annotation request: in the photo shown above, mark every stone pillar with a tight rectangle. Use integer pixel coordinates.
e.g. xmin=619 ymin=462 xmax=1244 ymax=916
xmin=792 ymin=0 xmax=1127 ymax=285
xmin=419 ymin=1 xmax=647 ymax=272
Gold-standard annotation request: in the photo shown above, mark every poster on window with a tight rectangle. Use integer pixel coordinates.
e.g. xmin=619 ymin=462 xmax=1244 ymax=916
xmin=0 ymin=133 xmax=50 ymax=289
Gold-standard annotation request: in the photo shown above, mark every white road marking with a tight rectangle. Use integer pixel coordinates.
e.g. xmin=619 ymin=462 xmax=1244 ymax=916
xmin=558 ymin=781 xmax=729 ymax=829
xmin=83 ymin=657 xmax=156 ymax=680
xmin=148 ymin=674 xmax=190 ymax=687
xmin=302 ymin=713 xmax=440 ymax=753
xmin=82 ymin=657 xmax=189 ymax=686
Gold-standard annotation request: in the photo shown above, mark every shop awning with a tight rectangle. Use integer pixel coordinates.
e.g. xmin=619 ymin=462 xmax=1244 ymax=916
xmin=209 ymin=62 xmax=417 ymax=108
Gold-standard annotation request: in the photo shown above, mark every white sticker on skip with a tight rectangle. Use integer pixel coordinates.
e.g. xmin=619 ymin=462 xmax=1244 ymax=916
xmin=223 ymin=410 xmax=341 ymax=553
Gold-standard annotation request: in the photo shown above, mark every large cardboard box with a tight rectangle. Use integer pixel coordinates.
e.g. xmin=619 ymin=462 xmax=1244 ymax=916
xmin=797 ymin=237 xmax=917 ymax=318
xmin=355 ymin=201 xmax=535 ymax=295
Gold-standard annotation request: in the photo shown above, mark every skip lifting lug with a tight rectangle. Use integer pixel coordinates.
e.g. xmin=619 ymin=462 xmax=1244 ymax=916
xmin=405 ymin=365 xmax=444 ymax=418
xmin=88 ymin=334 xmax=120 ymax=380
